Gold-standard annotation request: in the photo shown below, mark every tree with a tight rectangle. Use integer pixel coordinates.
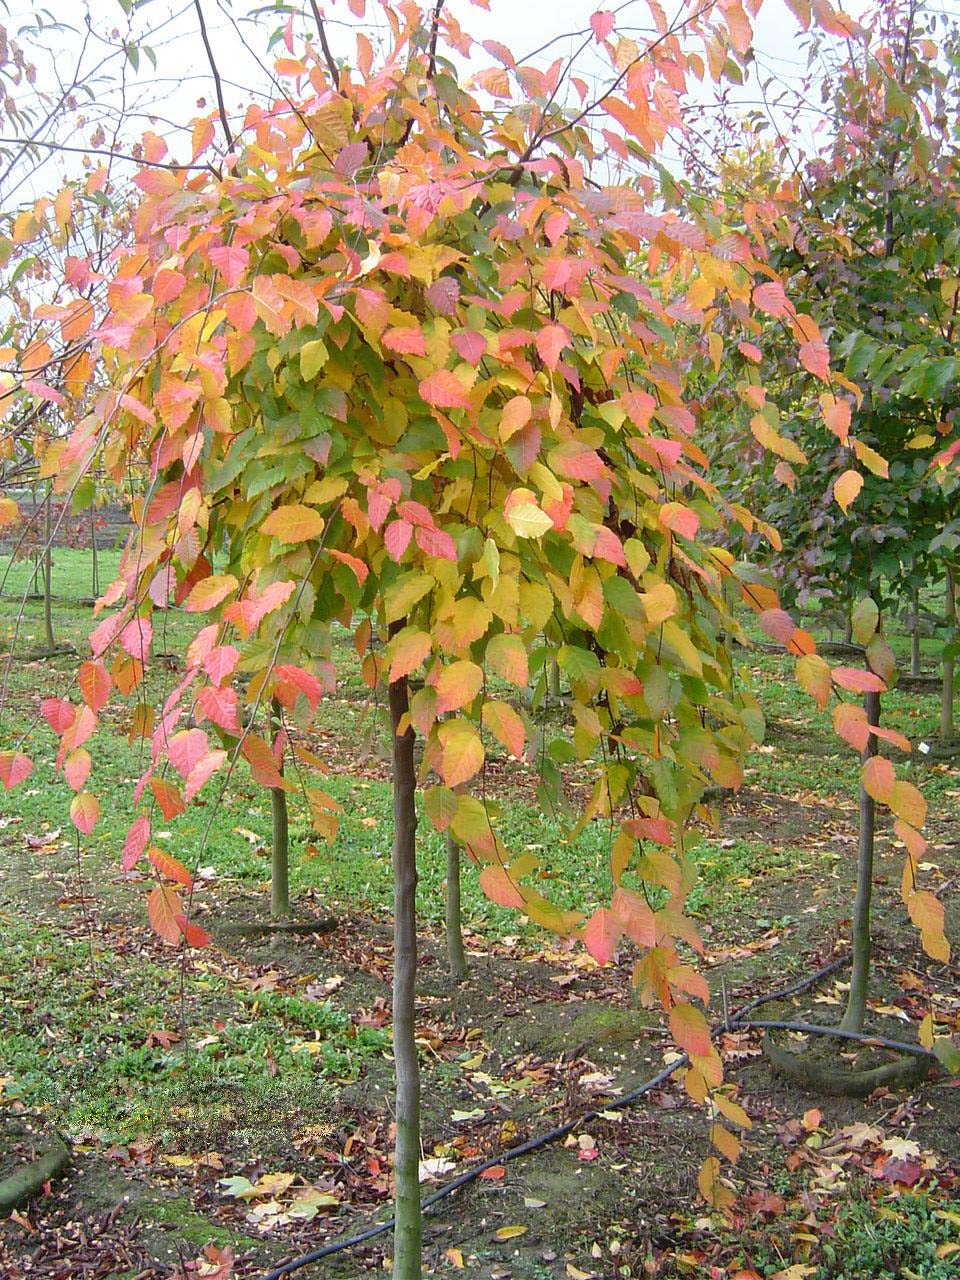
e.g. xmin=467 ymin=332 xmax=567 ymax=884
xmin=693 ymin=0 xmax=959 ymax=1090
xmin=0 ymin=1 xmax=950 ymax=1268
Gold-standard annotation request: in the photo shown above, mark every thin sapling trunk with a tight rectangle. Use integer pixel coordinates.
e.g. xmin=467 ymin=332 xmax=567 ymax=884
xmin=942 ymin=565 xmax=956 ymax=745
xmin=270 ymin=697 xmax=290 ymax=918
xmin=911 ymin=584 xmax=921 ymax=677
xmin=43 ymin=487 xmax=55 ymax=651
xmin=839 ymin=686 xmax=881 ymax=1034
xmin=388 ymin=668 xmax=422 ymax=1279
xmin=444 ymin=830 xmax=468 ymax=984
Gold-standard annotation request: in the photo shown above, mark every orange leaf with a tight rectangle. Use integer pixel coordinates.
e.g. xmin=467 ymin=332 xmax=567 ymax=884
xmin=670 ymin=1003 xmax=712 ymax=1058
xmin=437 ymin=720 xmax=484 ymax=788
xmin=148 ymin=883 xmax=184 ymax=945
xmin=148 ymin=846 xmax=194 ymax=888
xmin=833 ymin=469 xmax=863 ymax=513
xmin=482 ymin=700 xmax=525 ymax=757
xmin=436 ymin=661 xmax=483 ymax=714
xmin=583 ymin=907 xmax=622 ymax=965
xmin=479 ymin=865 xmax=525 ymax=909
xmin=485 ymin=634 xmax=528 ymax=686
xmin=184 ymin=574 xmax=239 ymax=613
xmin=862 ymin=756 xmax=895 ymax=803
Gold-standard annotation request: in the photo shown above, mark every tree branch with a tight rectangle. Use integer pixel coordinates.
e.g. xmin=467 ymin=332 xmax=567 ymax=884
xmin=194 ymin=0 xmax=234 ymax=150
xmin=308 ymin=0 xmax=341 ymax=87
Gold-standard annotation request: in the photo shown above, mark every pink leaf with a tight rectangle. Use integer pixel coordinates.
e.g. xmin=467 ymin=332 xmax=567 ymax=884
xmin=832 ymin=667 xmax=887 ymax=693
xmin=204 ymin=644 xmax=240 ymax=687
xmin=209 ymin=243 xmax=250 ymax=288
xmin=451 ymin=329 xmax=487 ymax=364
xmin=415 ymin=525 xmax=457 ymax=561
xmin=384 ymin=518 xmax=414 ymax=562
xmin=196 ymin=685 xmax=241 ymax=735
xmin=535 ymin=323 xmax=570 ymax=371
xmin=120 ymin=616 xmax=153 ymax=661
xmin=184 ymin=748 xmax=226 ymax=803
xmin=168 ymin=727 xmax=210 ymax=778
xmin=590 ymin=10 xmax=616 ymax=42
xmin=0 ymin=751 xmax=33 ymax=790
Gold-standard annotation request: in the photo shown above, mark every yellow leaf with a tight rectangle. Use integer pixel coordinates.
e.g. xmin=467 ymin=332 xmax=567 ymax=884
xmin=506 ymin=501 xmax=553 ymax=539
xmin=494 ymin=1224 xmax=527 ymax=1241
xmin=299 ymin=339 xmax=329 ymax=379
xmin=261 ymin=503 xmax=325 ymax=543
xmin=639 ymin=581 xmax=677 ymax=626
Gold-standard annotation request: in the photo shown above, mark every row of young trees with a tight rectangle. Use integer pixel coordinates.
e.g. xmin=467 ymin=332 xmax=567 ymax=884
xmin=0 ymin=2 xmax=955 ymax=1275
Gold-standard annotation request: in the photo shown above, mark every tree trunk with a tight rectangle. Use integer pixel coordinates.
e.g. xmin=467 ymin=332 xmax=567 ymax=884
xmin=90 ymin=502 xmax=99 ymax=599
xmin=941 ymin=566 xmax=956 ymax=745
xmin=388 ymin=670 xmax=422 ymax=1280
xmin=43 ymin=488 xmax=55 ymax=651
xmin=270 ymin=698 xmax=290 ymax=918
xmin=910 ymin=584 xmax=921 ymax=677
xmin=839 ymin=687 xmax=881 ymax=1035
xmin=547 ymin=654 xmax=561 ymax=701
xmin=444 ymin=830 xmax=468 ymax=984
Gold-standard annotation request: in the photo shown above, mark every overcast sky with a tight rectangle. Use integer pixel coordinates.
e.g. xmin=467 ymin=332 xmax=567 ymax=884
xmin=3 ymin=0 xmax=870 ymax=204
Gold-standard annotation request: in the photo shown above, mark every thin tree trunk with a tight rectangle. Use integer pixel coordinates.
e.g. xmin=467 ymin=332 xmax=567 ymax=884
xmin=90 ymin=502 xmax=99 ymax=599
xmin=270 ymin=697 xmax=290 ymax=918
xmin=444 ymin=830 xmax=468 ymax=984
xmin=942 ymin=566 xmax=956 ymax=745
xmin=910 ymin=585 xmax=921 ymax=677
xmin=43 ymin=487 xmax=55 ymax=651
xmin=547 ymin=654 xmax=561 ymax=701
xmin=840 ymin=686 xmax=881 ymax=1035
xmin=388 ymin=668 xmax=421 ymax=1279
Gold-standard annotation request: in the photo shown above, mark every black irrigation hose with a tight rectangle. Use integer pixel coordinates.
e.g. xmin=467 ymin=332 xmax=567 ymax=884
xmin=741 ymin=1019 xmax=940 ymax=1061
xmin=257 ymin=955 xmax=848 ymax=1280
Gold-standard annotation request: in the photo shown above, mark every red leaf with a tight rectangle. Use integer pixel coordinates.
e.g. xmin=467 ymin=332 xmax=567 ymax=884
xmin=583 ymin=907 xmax=622 ymax=965
xmin=123 ymin=816 xmax=151 ymax=872
xmin=41 ymin=697 xmax=75 ymax=735
xmin=659 ymin=502 xmax=700 ymax=540
xmin=175 ymin=914 xmax=212 ymax=948
xmin=752 ymin=280 xmax=793 ymax=318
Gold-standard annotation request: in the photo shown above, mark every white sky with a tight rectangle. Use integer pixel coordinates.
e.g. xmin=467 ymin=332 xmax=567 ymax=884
xmin=0 ymin=0 xmax=885 ymax=204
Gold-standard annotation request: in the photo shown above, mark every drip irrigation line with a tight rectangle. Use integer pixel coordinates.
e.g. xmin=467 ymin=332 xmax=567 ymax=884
xmin=257 ymin=954 xmax=848 ymax=1280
